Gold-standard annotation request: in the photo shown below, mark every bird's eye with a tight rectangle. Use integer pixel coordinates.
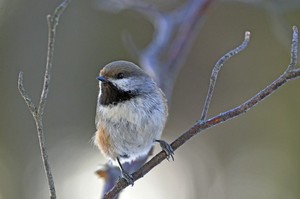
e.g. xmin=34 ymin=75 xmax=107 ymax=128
xmin=116 ymin=73 xmax=124 ymax=79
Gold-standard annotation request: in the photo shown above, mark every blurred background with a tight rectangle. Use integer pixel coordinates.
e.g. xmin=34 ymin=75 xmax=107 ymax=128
xmin=1 ymin=0 xmax=300 ymax=198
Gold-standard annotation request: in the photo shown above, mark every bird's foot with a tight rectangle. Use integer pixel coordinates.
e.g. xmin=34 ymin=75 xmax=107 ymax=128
xmin=156 ymin=139 xmax=174 ymax=161
xmin=120 ymin=170 xmax=134 ymax=186
xmin=116 ymin=157 xmax=135 ymax=186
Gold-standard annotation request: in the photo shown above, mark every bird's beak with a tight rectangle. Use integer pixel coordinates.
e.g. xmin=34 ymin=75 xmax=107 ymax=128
xmin=97 ymin=76 xmax=109 ymax=83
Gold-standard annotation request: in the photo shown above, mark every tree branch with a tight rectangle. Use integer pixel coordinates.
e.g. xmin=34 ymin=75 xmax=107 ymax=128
xmin=287 ymin=26 xmax=298 ymax=71
xmin=104 ymin=26 xmax=299 ymax=199
xmin=200 ymin=31 xmax=251 ymax=121
xmin=17 ymin=1 xmax=71 ymax=199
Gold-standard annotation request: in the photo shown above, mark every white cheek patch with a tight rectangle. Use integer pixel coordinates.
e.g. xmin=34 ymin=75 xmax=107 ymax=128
xmin=110 ymin=78 xmax=131 ymax=91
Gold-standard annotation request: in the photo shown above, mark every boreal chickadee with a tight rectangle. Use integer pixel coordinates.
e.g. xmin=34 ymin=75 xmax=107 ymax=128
xmin=94 ymin=60 xmax=174 ymax=184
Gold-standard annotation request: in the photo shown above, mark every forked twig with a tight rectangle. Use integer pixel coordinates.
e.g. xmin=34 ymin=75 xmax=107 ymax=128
xmin=200 ymin=31 xmax=251 ymax=121
xmin=104 ymin=26 xmax=300 ymax=199
xmin=17 ymin=1 xmax=71 ymax=199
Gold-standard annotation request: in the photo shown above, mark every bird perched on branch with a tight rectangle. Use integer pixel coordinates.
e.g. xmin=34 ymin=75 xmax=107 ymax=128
xmin=94 ymin=60 xmax=174 ymax=184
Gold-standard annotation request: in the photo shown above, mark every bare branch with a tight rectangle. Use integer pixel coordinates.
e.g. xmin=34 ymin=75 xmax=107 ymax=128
xmin=38 ymin=0 xmax=71 ymax=117
xmin=200 ymin=31 xmax=251 ymax=121
xmin=287 ymin=26 xmax=298 ymax=71
xmin=17 ymin=1 xmax=71 ymax=199
xmin=18 ymin=72 xmax=38 ymax=116
xmin=104 ymin=26 xmax=299 ymax=199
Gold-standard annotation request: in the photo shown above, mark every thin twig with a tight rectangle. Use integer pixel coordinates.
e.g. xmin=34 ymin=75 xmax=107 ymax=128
xmin=18 ymin=72 xmax=37 ymax=115
xmin=200 ymin=31 xmax=251 ymax=121
xmin=104 ymin=26 xmax=300 ymax=199
xmin=17 ymin=1 xmax=71 ymax=199
xmin=287 ymin=26 xmax=298 ymax=71
xmin=38 ymin=0 xmax=71 ymax=117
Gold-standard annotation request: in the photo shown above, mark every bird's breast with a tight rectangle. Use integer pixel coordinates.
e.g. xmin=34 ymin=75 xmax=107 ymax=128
xmin=98 ymin=98 xmax=146 ymax=125
xmin=95 ymin=94 xmax=167 ymax=161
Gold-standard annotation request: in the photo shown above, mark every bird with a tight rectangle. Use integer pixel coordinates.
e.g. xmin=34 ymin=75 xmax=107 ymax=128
xmin=94 ymin=60 xmax=174 ymax=185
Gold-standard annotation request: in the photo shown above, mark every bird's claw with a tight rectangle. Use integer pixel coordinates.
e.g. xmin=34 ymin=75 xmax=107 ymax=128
xmin=156 ymin=140 xmax=174 ymax=161
xmin=121 ymin=170 xmax=134 ymax=186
